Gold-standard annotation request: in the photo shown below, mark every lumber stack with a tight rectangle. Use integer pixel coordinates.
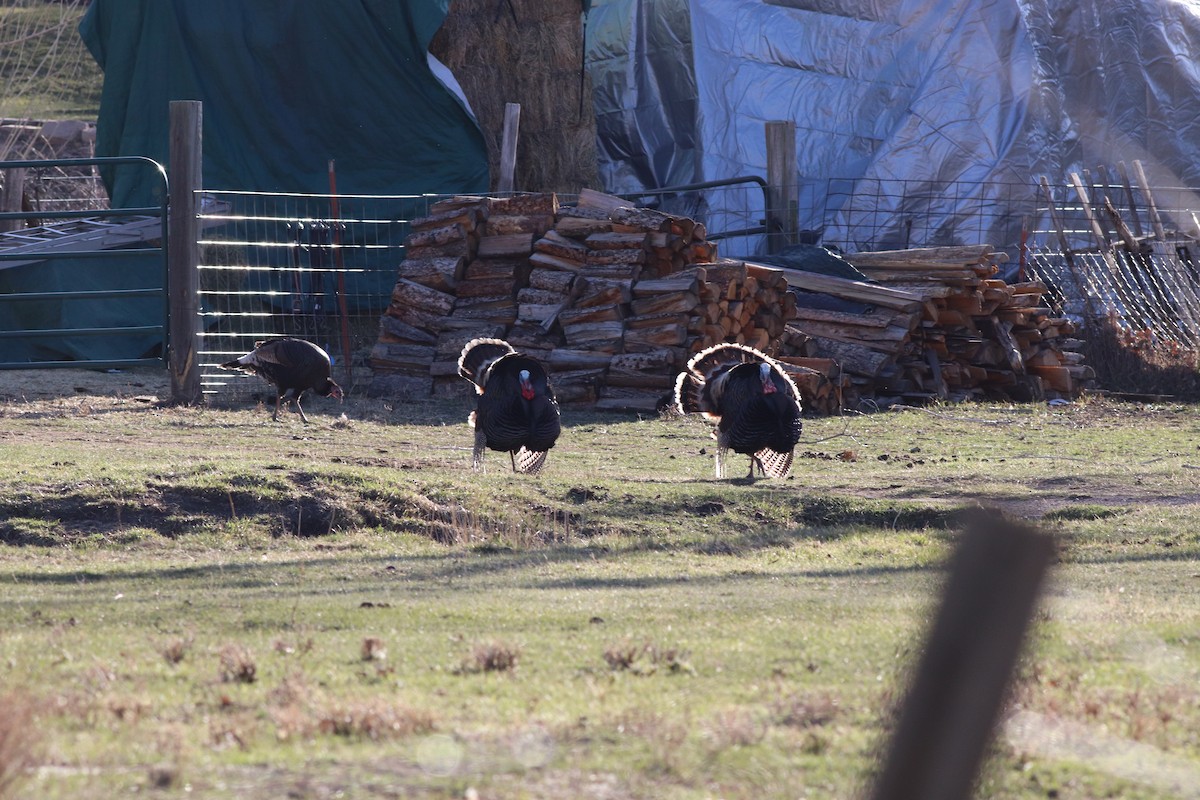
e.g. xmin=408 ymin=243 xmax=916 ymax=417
xmin=761 ymin=245 xmax=1093 ymax=404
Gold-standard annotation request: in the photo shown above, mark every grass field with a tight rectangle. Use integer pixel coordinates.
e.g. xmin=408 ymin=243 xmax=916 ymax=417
xmin=0 ymin=369 xmax=1198 ymax=798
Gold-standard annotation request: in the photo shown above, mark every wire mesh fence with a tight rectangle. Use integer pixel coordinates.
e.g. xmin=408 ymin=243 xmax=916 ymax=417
xmin=191 ymin=168 xmax=1200 ymax=403
xmin=1025 ymin=169 xmax=1200 ymax=353
xmin=196 ymin=190 xmax=439 ymax=400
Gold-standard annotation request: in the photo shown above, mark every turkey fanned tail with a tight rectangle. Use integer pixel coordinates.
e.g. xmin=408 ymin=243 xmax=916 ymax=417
xmin=674 ymin=343 xmax=802 ymax=480
xmin=457 ymin=337 xmax=517 ymax=393
xmin=459 ymin=337 xmax=561 ymax=474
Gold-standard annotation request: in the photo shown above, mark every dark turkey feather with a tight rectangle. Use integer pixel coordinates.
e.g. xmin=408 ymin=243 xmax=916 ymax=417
xmin=673 ymin=343 xmax=802 ymax=479
xmin=459 ymin=337 xmax=561 ymax=474
xmin=219 ymin=337 xmax=343 ymax=423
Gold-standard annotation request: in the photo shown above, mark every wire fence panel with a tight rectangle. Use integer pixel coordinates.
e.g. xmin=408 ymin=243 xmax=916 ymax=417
xmin=1026 ymin=170 xmax=1200 ymax=351
xmin=193 ymin=170 xmax=1200 ymax=403
xmin=196 ymin=190 xmax=438 ymax=399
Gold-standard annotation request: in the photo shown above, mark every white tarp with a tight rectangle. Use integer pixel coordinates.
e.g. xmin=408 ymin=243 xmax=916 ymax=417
xmin=587 ymin=0 xmax=1200 ymax=256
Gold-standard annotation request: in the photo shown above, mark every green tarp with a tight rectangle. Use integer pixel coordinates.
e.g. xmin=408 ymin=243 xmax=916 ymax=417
xmin=1 ymin=1 xmax=490 ymax=367
xmin=79 ymin=0 xmax=488 ymax=205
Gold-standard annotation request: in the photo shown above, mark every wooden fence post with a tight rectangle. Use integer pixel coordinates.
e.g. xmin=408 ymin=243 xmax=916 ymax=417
xmin=765 ymin=120 xmax=798 ymax=254
xmin=497 ymin=102 xmax=521 ymax=194
xmin=0 ymin=167 xmax=26 ymax=233
xmin=168 ymin=100 xmax=202 ymax=404
xmin=867 ymin=510 xmax=1055 ymax=800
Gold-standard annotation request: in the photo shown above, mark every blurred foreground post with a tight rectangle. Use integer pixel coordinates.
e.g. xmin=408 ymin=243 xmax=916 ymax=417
xmin=868 ymin=511 xmax=1055 ymax=800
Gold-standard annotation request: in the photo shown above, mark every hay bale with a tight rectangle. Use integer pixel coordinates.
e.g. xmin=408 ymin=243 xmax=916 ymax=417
xmin=430 ymin=0 xmax=598 ymax=194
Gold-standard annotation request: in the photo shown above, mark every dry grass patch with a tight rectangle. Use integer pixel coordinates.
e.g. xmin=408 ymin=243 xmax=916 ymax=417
xmin=603 ymin=639 xmax=695 ymax=676
xmin=456 ymin=639 xmax=522 ymax=674
xmin=217 ymin=644 xmax=257 ymax=684
xmin=0 ymin=691 xmax=40 ymax=799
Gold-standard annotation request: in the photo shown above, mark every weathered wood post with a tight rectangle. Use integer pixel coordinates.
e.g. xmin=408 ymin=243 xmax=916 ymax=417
xmin=497 ymin=102 xmax=521 ymax=194
xmin=0 ymin=167 xmax=26 ymax=233
xmin=168 ymin=100 xmax=202 ymax=404
xmin=765 ymin=120 xmax=798 ymax=254
xmin=867 ymin=510 xmax=1055 ymax=800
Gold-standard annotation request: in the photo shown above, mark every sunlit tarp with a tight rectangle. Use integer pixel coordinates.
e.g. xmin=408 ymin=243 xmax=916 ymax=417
xmin=587 ymin=0 xmax=1200 ymax=257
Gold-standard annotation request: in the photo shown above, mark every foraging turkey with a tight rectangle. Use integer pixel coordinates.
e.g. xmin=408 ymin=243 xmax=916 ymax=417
xmin=457 ymin=337 xmax=561 ymax=474
xmin=674 ymin=343 xmax=802 ymax=479
xmin=219 ymin=337 xmax=343 ymax=423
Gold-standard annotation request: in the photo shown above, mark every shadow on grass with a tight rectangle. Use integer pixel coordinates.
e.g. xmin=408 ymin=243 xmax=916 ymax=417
xmin=4 ymin=522 xmax=1198 ymax=594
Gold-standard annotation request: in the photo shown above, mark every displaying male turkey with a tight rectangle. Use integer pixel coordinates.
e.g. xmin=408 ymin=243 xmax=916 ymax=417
xmin=674 ymin=343 xmax=802 ymax=479
xmin=219 ymin=337 xmax=343 ymax=423
xmin=457 ymin=337 xmax=561 ymax=474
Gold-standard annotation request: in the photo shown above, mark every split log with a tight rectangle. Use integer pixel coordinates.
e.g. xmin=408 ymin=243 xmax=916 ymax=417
xmin=609 ymin=205 xmax=673 ymax=233
xmin=455 ymin=277 xmax=516 ymax=299
xmin=554 ymin=216 xmax=614 ymax=239
xmin=405 ymin=240 xmax=472 ymax=260
xmin=623 ymin=321 xmax=688 ymax=349
xmin=629 ymin=291 xmax=699 ymax=317
xmin=559 ymin=303 xmax=624 ymax=327
xmin=609 ymin=349 xmax=676 ymax=373
xmin=407 ymin=222 xmax=469 ymax=250
xmin=546 ymin=349 xmax=615 ymax=370
xmin=586 ymin=248 xmax=646 ymax=265
xmin=529 ymin=251 xmax=584 ymax=272
xmin=391 ymin=278 xmax=456 ymax=316
xmin=516 ymin=287 xmax=569 ymax=306
xmin=409 ymin=206 xmax=483 ymax=233
xmin=464 ymin=257 xmax=528 ymax=281
xmin=367 ymin=342 xmax=436 ymax=372
xmin=573 ymin=278 xmax=632 ymax=308
xmin=395 ymin=256 xmax=464 ymax=293
xmin=477 ymin=233 xmax=535 ymax=259
xmin=486 ymin=214 xmax=554 ymax=236
xmin=585 ymin=231 xmax=650 ymax=250
xmin=379 ymin=314 xmax=438 ymax=345
xmin=576 ymin=188 xmax=629 ymax=214
xmin=488 ymin=193 xmax=559 ymax=216
xmin=528 ymin=268 xmax=577 ymax=294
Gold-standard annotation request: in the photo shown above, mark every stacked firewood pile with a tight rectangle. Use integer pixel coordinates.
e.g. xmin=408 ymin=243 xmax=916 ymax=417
xmin=766 ymin=245 xmax=1093 ymax=404
xmin=370 ymin=190 xmax=801 ymax=411
xmin=371 ymin=194 xmax=1091 ymax=411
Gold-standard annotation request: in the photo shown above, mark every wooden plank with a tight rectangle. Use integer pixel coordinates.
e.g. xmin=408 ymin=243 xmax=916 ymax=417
xmin=496 ymin=102 xmax=520 ymax=194
xmin=844 ymin=245 xmax=995 ymax=267
xmin=1069 ymin=172 xmax=1109 ymax=252
xmin=1131 ymin=159 xmax=1167 ymax=241
xmin=757 ymin=261 xmax=928 ymax=312
xmin=765 ymin=119 xmax=798 ymax=252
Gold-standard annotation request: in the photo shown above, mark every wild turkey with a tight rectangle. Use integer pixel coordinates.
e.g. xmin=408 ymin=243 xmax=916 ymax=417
xmin=674 ymin=343 xmax=802 ymax=479
xmin=219 ymin=337 xmax=343 ymax=423
xmin=457 ymin=337 xmax=561 ymax=474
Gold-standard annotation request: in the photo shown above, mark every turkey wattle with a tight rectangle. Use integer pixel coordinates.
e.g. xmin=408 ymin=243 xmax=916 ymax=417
xmin=457 ymin=337 xmax=561 ymax=474
xmin=674 ymin=343 xmax=802 ymax=479
xmin=219 ymin=337 xmax=343 ymax=423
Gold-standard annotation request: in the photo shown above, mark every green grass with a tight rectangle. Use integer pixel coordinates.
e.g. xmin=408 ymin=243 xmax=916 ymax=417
xmin=0 ymin=384 xmax=1199 ymax=798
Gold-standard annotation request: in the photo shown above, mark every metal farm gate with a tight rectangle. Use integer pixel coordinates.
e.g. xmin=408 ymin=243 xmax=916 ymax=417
xmin=0 ymin=156 xmax=169 ymax=371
